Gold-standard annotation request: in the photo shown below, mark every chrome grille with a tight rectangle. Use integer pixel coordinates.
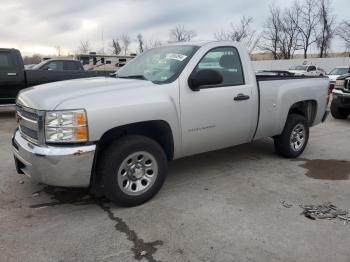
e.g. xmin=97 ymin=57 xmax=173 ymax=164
xmin=16 ymin=105 xmax=42 ymax=144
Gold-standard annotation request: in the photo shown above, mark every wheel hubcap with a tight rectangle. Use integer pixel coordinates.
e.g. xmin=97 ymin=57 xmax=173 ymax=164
xmin=290 ymin=124 xmax=306 ymax=151
xmin=117 ymin=151 xmax=158 ymax=196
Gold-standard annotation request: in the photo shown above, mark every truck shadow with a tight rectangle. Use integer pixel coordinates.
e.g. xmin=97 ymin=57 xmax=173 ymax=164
xmin=29 ymin=139 xmax=275 ymax=208
xmin=168 ymin=138 xmax=275 ymax=179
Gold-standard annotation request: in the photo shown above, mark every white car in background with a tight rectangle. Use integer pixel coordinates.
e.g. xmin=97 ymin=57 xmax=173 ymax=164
xmin=289 ymin=65 xmax=325 ymax=76
xmin=327 ymin=66 xmax=350 ymax=83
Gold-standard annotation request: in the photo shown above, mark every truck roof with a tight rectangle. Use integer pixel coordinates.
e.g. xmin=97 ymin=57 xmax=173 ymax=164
xmin=0 ymin=48 xmax=19 ymax=52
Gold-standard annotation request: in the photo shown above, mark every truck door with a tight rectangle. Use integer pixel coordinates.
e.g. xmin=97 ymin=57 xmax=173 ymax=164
xmin=37 ymin=60 xmax=66 ymax=84
xmin=180 ymin=46 xmax=257 ymax=156
xmin=0 ymin=50 xmax=24 ymax=102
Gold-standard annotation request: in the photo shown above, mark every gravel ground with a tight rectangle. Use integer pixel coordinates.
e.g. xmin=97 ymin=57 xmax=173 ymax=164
xmin=0 ymin=107 xmax=350 ymax=262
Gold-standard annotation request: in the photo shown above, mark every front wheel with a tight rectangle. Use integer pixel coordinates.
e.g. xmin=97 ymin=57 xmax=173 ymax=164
xmin=98 ymin=135 xmax=168 ymax=206
xmin=274 ymin=114 xmax=309 ymax=158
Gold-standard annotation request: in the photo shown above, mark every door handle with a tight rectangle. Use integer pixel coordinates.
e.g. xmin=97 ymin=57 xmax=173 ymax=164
xmin=234 ymin=93 xmax=250 ymax=101
xmin=7 ymin=73 xmax=17 ymax=76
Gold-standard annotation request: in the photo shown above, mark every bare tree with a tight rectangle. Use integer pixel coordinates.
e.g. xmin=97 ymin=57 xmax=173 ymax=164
xmin=23 ymin=54 xmax=42 ymax=65
xmin=111 ymin=38 xmax=121 ymax=55
xmin=336 ymin=20 xmax=350 ymax=50
xmin=215 ymin=16 xmax=260 ymax=53
xmin=169 ymin=25 xmax=197 ymax=42
xmin=137 ymin=33 xmax=144 ymax=53
xmin=260 ymin=6 xmax=283 ymax=59
xmin=78 ymin=40 xmax=91 ymax=54
xmin=279 ymin=7 xmax=301 ymax=59
xmin=215 ymin=16 xmax=253 ymax=41
xmin=290 ymin=0 xmax=319 ymax=58
xmin=145 ymin=39 xmax=163 ymax=49
xmin=316 ymin=0 xmax=336 ymax=57
xmin=120 ymin=34 xmax=131 ymax=55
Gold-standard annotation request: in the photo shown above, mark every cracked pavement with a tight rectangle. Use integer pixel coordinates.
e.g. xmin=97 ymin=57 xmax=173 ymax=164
xmin=1 ymin=107 xmax=350 ymax=262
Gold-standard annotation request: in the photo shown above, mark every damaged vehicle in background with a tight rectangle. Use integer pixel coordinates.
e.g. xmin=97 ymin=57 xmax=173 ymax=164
xmin=12 ymin=41 xmax=329 ymax=206
xmin=331 ymin=74 xmax=350 ymax=119
xmin=327 ymin=66 xmax=350 ymax=92
xmin=289 ymin=64 xmax=325 ymax=76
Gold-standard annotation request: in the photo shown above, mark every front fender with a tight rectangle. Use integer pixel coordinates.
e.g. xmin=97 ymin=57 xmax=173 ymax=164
xmin=56 ymin=82 xmax=182 ymax=158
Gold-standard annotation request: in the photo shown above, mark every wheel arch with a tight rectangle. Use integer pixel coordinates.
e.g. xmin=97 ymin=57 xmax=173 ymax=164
xmin=287 ymin=100 xmax=318 ymax=126
xmin=90 ymin=120 xmax=174 ymax=191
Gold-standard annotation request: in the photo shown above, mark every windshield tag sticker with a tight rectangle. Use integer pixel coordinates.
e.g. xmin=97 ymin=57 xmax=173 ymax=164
xmin=166 ymin=53 xmax=187 ymax=61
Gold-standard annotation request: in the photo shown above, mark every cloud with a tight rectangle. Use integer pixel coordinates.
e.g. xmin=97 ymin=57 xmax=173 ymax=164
xmin=0 ymin=0 xmax=348 ymax=55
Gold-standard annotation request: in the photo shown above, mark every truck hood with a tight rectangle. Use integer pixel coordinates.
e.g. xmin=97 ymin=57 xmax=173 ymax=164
xmin=327 ymin=74 xmax=340 ymax=82
xmin=17 ymin=77 xmax=156 ymax=110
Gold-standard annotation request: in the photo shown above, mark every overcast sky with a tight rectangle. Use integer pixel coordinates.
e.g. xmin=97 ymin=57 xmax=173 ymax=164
xmin=0 ymin=0 xmax=348 ymax=56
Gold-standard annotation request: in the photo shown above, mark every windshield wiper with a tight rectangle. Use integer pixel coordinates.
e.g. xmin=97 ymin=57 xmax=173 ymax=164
xmin=118 ymin=75 xmax=147 ymax=80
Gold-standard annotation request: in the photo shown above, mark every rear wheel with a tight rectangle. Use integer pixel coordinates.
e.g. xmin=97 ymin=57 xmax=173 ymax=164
xmin=330 ymin=100 xmax=349 ymax=119
xmin=98 ymin=135 xmax=168 ymax=206
xmin=274 ymin=114 xmax=309 ymax=158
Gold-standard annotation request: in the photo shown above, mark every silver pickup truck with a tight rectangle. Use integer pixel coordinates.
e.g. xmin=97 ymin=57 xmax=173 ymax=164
xmin=12 ymin=41 xmax=329 ymax=206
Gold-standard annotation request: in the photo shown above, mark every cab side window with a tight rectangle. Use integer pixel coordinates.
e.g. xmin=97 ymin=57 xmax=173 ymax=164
xmin=0 ymin=52 xmax=15 ymax=71
xmin=195 ymin=47 xmax=244 ymax=86
xmin=64 ymin=61 xmax=81 ymax=70
xmin=308 ymin=66 xmax=316 ymax=72
xmin=43 ymin=61 xmax=64 ymax=70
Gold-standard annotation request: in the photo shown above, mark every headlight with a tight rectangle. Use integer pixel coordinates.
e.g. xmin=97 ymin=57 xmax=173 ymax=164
xmin=45 ymin=110 xmax=88 ymax=143
xmin=335 ymin=80 xmax=345 ymax=88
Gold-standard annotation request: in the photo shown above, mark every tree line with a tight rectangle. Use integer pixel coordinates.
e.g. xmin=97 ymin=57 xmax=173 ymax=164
xmin=70 ymin=0 xmax=350 ymax=59
xmin=259 ymin=0 xmax=348 ymax=59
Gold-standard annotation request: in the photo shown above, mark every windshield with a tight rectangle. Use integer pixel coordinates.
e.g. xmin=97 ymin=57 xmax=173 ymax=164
xmin=117 ymin=45 xmax=199 ymax=83
xmin=31 ymin=60 xmax=48 ymax=70
xmin=328 ymin=68 xmax=349 ymax=75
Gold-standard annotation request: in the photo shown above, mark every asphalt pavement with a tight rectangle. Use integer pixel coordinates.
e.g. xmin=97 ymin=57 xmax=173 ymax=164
xmin=1 ymin=107 xmax=350 ymax=262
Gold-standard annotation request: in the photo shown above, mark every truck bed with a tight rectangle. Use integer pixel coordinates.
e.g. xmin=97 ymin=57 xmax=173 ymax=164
xmin=254 ymin=76 xmax=329 ymax=140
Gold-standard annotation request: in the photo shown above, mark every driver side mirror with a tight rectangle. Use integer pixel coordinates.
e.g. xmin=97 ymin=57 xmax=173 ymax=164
xmin=188 ymin=69 xmax=223 ymax=91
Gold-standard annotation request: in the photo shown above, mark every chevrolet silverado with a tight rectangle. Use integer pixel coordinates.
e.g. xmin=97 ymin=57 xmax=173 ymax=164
xmin=12 ymin=41 xmax=329 ymax=206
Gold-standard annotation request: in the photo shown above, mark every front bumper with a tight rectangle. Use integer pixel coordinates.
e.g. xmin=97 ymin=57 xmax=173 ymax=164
xmin=12 ymin=129 xmax=96 ymax=187
xmin=332 ymin=89 xmax=350 ymax=105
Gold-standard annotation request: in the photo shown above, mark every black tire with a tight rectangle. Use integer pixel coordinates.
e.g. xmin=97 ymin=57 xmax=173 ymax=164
xmin=274 ymin=114 xmax=309 ymax=158
xmin=98 ymin=135 xmax=168 ymax=206
xmin=330 ymin=100 xmax=349 ymax=119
